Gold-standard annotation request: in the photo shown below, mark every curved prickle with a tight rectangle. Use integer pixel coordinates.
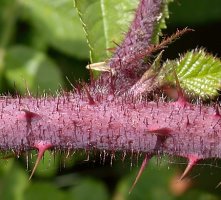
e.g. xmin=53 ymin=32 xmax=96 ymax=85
xmin=29 ymin=141 xmax=53 ymax=180
xmin=179 ymin=155 xmax=201 ymax=181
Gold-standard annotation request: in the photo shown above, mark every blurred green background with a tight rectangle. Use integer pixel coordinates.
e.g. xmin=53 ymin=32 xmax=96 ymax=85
xmin=0 ymin=0 xmax=221 ymax=199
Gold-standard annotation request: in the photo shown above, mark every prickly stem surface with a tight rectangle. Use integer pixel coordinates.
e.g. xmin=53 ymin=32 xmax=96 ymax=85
xmin=104 ymin=0 xmax=163 ymax=93
xmin=0 ymin=94 xmax=220 ymax=161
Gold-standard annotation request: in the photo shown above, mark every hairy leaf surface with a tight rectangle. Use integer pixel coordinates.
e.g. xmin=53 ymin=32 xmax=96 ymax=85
xmin=163 ymin=49 xmax=221 ymax=98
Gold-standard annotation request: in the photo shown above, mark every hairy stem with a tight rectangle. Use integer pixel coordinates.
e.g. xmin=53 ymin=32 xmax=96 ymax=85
xmin=0 ymin=94 xmax=220 ymax=161
xmin=105 ymin=0 xmax=163 ymax=93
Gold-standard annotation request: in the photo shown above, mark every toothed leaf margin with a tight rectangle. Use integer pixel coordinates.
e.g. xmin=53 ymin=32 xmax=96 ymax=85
xmin=162 ymin=49 xmax=221 ymax=99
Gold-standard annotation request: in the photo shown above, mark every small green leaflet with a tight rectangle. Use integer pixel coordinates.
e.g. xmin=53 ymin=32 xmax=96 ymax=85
xmin=163 ymin=49 xmax=221 ymax=99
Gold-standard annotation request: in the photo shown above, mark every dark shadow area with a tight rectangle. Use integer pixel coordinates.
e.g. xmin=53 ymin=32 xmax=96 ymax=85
xmin=164 ymin=23 xmax=221 ymax=60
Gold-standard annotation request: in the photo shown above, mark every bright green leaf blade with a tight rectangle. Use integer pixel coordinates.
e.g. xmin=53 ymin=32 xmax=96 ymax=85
xmin=4 ymin=45 xmax=63 ymax=94
xmin=163 ymin=49 xmax=221 ymax=98
xmin=20 ymin=0 xmax=89 ymax=59
xmin=74 ymin=0 xmax=139 ymax=62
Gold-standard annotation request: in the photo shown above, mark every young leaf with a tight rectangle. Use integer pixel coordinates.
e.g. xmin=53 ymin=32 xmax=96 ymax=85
xmin=74 ymin=0 xmax=139 ymax=62
xmin=163 ymin=49 xmax=221 ymax=98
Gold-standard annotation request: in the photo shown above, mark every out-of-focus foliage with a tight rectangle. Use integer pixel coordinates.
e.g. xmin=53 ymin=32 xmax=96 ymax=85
xmin=20 ymin=0 xmax=89 ymax=59
xmin=4 ymin=45 xmax=63 ymax=94
xmin=0 ymin=0 xmax=89 ymax=95
xmin=169 ymin=0 xmax=221 ymax=25
xmin=0 ymin=0 xmax=221 ymax=200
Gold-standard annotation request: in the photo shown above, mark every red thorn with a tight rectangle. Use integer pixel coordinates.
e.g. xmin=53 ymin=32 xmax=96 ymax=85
xmin=84 ymin=85 xmax=95 ymax=105
xmin=129 ymin=154 xmax=151 ymax=194
xmin=179 ymin=155 xmax=200 ymax=181
xmin=75 ymin=83 xmax=82 ymax=95
xmin=18 ymin=109 xmax=41 ymax=121
xmin=173 ymin=69 xmax=188 ymax=108
xmin=176 ymin=96 xmax=187 ymax=108
xmin=147 ymin=127 xmax=172 ymax=137
xmin=29 ymin=141 xmax=52 ymax=180
xmin=109 ymin=73 xmax=116 ymax=95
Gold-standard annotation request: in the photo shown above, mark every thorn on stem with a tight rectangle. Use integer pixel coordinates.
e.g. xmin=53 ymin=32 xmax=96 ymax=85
xmin=129 ymin=154 xmax=152 ymax=194
xmin=18 ymin=109 xmax=41 ymax=122
xmin=83 ymin=85 xmax=95 ymax=105
xmin=173 ymin=68 xmax=187 ymax=107
xmin=147 ymin=127 xmax=172 ymax=137
xmin=179 ymin=155 xmax=200 ymax=181
xmin=29 ymin=141 xmax=52 ymax=180
xmin=186 ymin=115 xmax=190 ymax=126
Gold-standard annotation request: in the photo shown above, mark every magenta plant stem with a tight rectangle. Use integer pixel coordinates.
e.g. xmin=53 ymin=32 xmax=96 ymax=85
xmin=1 ymin=95 xmax=220 ymax=161
xmin=105 ymin=0 xmax=163 ymax=93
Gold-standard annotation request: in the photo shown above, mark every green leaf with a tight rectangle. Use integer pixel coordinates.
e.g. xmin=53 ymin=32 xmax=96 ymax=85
xmin=0 ymin=0 xmax=19 ymax=48
xmin=4 ymin=45 xmax=63 ymax=94
xmin=163 ymin=49 xmax=221 ymax=98
xmin=68 ymin=178 xmax=109 ymax=200
xmin=0 ymin=49 xmax=7 ymax=91
xmin=151 ymin=0 xmax=173 ymax=44
xmin=74 ymin=0 xmax=139 ymax=62
xmin=20 ymin=0 xmax=89 ymax=59
xmin=0 ymin=160 xmax=28 ymax=200
xmin=24 ymin=182 xmax=67 ymax=200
